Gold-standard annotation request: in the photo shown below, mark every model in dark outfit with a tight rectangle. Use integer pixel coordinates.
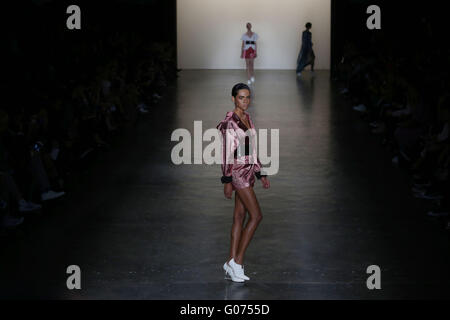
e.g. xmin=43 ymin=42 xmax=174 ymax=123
xmin=296 ymin=22 xmax=315 ymax=76
xmin=217 ymin=83 xmax=270 ymax=282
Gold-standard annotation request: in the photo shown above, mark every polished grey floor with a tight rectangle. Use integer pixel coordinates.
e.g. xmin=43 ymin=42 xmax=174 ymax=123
xmin=1 ymin=70 xmax=450 ymax=299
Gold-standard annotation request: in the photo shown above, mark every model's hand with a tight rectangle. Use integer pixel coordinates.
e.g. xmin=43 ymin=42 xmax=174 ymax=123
xmin=254 ymin=52 xmax=257 ymax=58
xmin=241 ymin=53 xmax=244 ymax=59
xmin=224 ymin=183 xmax=233 ymax=199
xmin=261 ymin=177 xmax=270 ymax=189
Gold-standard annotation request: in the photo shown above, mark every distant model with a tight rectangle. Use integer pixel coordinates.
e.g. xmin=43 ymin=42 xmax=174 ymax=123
xmin=241 ymin=23 xmax=259 ymax=85
xmin=296 ymin=22 xmax=315 ymax=77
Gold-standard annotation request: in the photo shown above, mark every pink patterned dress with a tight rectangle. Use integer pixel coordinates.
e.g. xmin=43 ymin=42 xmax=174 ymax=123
xmin=217 ymin=111 xmax=266 ymax=190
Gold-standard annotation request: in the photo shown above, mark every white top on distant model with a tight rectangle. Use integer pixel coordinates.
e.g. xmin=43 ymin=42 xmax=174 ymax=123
xmin=241 ymin=33 xmax=259 ymax=50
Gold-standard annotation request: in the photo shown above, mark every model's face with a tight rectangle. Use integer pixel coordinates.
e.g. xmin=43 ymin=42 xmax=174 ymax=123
xmin=247 ymin=23 xmax=252 ymax=30
xmin=233 ymin=89 xmax=251 ymax=111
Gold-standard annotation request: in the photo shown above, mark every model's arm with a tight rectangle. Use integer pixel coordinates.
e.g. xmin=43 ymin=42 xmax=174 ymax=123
xmin=221 ymin=124 xmax=239 ymax=199
xmin=221 ymin=125 xmax=238 ymax=184
xmin=241 ymin=41 xmax=245 ymax=58
xmin=248 ymin=118 xmax=266 ymax=180
xmin=255 ymin=158 xmax=270 ymax=189
xmin=254 ymin=157 xmax=267 ymax=180
xmin=254 ymin=158 xmax=270 ymax=189
xmin=251 ymin=123 xmax=269 ymax=187
xmin=254 ymin=41 xmax=257 ymax=58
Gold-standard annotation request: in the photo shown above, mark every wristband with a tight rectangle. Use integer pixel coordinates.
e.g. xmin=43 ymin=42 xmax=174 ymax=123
xmin=255 ymin=171 xmax=267 ymax=180
xmin=221 ymin=176 xmax=233 ymax=184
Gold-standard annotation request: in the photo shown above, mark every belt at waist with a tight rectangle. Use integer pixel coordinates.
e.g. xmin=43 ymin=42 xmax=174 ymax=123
xmin=245 ymin=41 xmax=255 ymax=45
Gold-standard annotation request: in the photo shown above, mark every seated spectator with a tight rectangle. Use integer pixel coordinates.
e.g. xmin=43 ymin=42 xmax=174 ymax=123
xmin=411 ymin=94 xmax=448 ymax=202
xmin=1 ymin=108 xmax=65 ymax=204
xmin=1 ymin=110 xmax=41 ymax=228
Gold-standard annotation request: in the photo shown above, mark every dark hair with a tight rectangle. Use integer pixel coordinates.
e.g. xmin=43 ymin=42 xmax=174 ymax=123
xmin=231 ymin=83 xmax=251 ymax=97
xmin=305 ymin=22 xmax=312 ymax=29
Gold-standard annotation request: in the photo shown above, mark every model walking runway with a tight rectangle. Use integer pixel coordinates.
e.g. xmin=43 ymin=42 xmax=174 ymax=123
xmin=1 ymin=70 xmax=450 ymax=299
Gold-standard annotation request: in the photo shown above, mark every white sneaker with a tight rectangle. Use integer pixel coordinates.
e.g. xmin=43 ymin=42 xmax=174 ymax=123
xmin=251 ymin=77 xmax=255 ymax=83
xmin=247 ymin=80 xmax=252 ymax=85
xmin=228 ymin=258 xmax=250 ymax=281
xmin=138 ymin=106 xmax=149 ymax=114
xmin=41 ymin=190 xmax=65 ymax=201
xmin=427 ymin=211 xmax=449 ymax=217
xmin=414 ymin=191 xmax=443 ymax=200
xmin=18 ymin=199 xmax=42 ymax=212
xmin=223 ymin=261 xmax=245 ymax=282
xmin=2 ymin=215 xmax=24 ymax=227
xmin=137 ymin=103 xmax=149 ymax=113
xmin=353 ymin=104 xmax=367 ymax=112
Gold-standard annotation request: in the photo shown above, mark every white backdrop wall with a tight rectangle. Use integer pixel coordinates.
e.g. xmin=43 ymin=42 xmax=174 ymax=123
xmin=177 ymin=0 xmax=331 ymax=70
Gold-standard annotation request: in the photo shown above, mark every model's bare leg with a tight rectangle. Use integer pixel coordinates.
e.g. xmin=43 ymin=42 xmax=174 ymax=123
xmin=229 ymin=192 xmax=246 ymax=261
xmin=249 ymin=59 xmax=254 ymax=79
xmin=245 ymin=59 xmax=251 ymax=80
xmin=234 ymin=187 xmax=263 ymax=265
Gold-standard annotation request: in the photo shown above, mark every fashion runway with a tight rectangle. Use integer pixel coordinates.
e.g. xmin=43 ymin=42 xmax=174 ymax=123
xmin=1 ymin=70 xmax=449 ymax=299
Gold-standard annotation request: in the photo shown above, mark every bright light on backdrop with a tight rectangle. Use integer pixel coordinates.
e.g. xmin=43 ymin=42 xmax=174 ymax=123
xmin=177 ymin=0 xmax=331 ymax=70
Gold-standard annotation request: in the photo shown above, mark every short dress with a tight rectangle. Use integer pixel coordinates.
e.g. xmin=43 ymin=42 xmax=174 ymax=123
xmin=241 ymin=32 xmax=258 ymax=59
xmin=217 ymin=111 xmax=266 ymax=190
